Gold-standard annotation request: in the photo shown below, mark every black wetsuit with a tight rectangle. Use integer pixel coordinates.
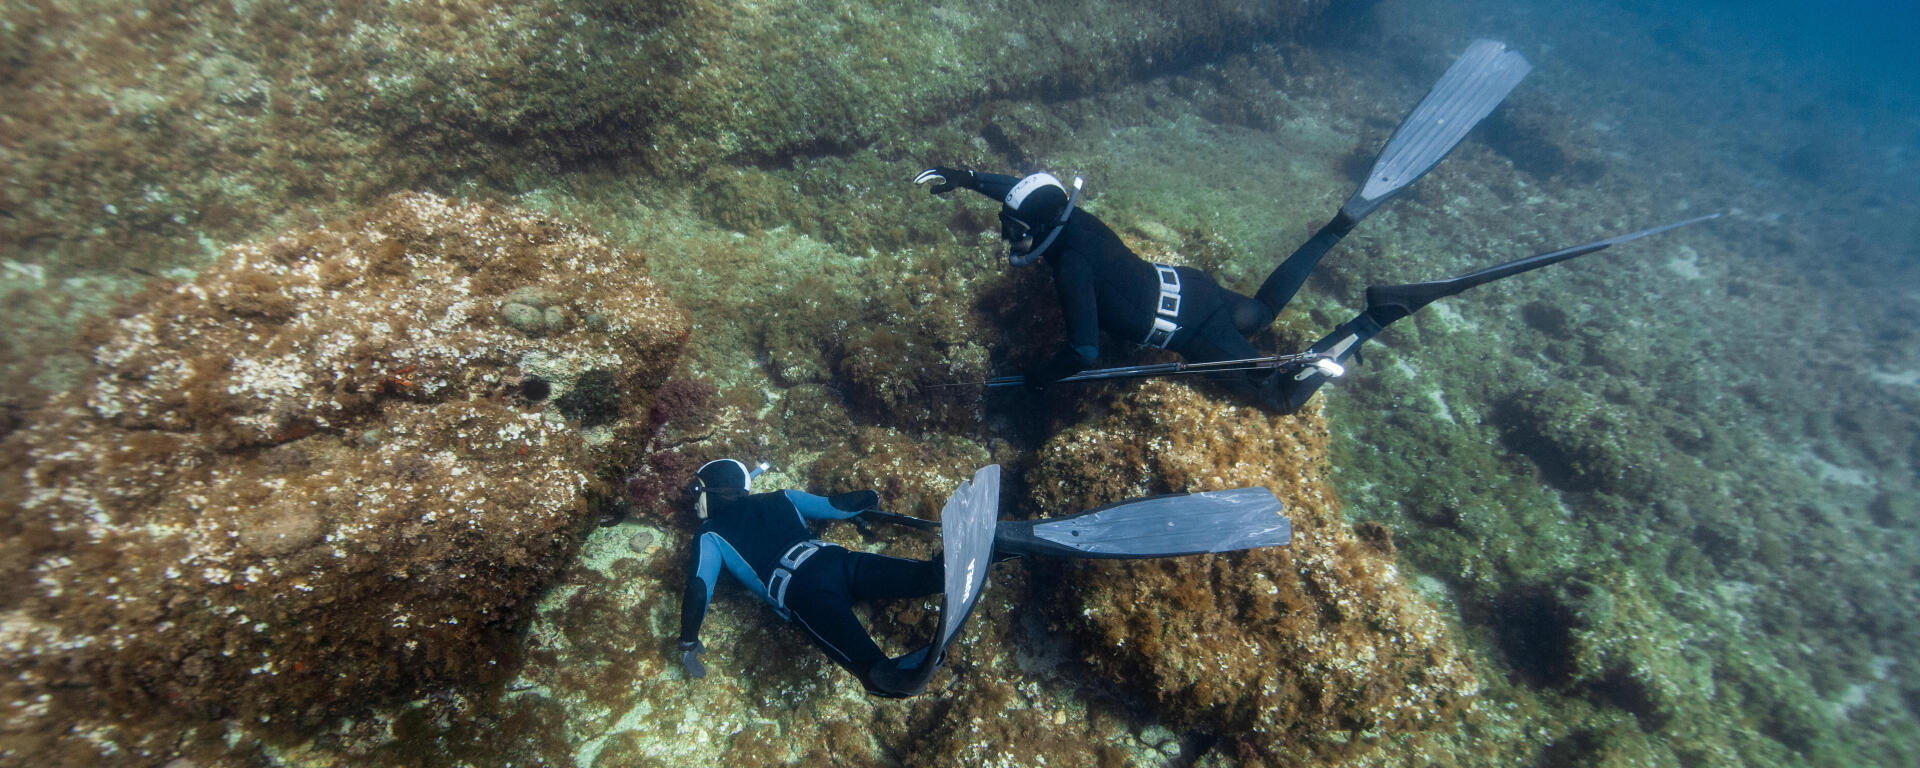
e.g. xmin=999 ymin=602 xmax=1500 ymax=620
xmin=969 ymin=173 xmax=1273 ymax=385
xmin=678 ymin=488 xmax=942 ymax=695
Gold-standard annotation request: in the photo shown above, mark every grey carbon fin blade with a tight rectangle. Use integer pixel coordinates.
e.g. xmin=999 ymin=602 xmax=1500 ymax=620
xmin=936 ymin=464 xmax=999 ymax=649
xmin=1023 ymin=487 xmax=1290 ymax=558
xmin=1346 ymin=39 xmax=1531 ymax=217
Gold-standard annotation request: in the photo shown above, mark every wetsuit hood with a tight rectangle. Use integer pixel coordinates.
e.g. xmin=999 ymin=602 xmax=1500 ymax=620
xmin=690 ymin=458 xmax=768 ymax=519
xmin=695 ymin=459 xmax=752 ymax=492
xmin=1001 ymin=173 xmax=1079 ymax=266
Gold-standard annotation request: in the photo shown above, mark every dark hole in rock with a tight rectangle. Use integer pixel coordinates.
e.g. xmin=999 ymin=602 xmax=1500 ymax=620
xmin=1532 ymin=728 xmax=1602 ymax=768
xmin=1519 ymin=301 xmax=1572 ymax=340
xmin=594 ymin=495 xmax=633 ymax=527
xmin=1490 ymin=585 xmax=1578 ymax=688
xmin=1664 ymin=424 xmax=1712 ymax=457
xmin=1478 ymin=110 xmax=1574 ymax=184
xmin=1868 ymin=492 xmax=1899 ymax=528
xmin=1588 ymin=666 xmax=1670 ymax=729
xmin=556 ymin=369 xmax=621 ymax=427
xmin=980 ymin=123 xmax=1028 ymax=167
xmin=1492 ymin=399 xmax=1587 ymax=493
xmin=1338 ymin=139 xmax=1381 ymax=187
xmin=521 ymin=375 xmax=551 ymax=401
xmin=1761 ymin=703 xmax=1820 ymax=754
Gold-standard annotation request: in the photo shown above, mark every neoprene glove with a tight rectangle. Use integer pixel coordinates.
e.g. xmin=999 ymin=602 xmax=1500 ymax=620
xmin=678 ymin=639 xmax=706 ymax=679
xmin=914 ymin=167 xmax=977 ymax=195
xmin=1025 ymin=347 xmax=1089 ymax=392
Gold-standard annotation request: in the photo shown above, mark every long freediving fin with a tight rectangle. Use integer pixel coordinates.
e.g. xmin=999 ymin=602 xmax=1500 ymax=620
xmin=994 ymin=487 xmax=1291 ymax=560
xmin=865 ymin=465 xmax=999 ymax=698
xmin=1362 ymin=213 xmax=1725 ymax=319
xmin=1265 ymin=213 xmax=1725 ymax=415
xmin=1346 ymin=40 xmax=1534 ymax=220
xmin=1254 ymin=40 xmax=1532 ymax=318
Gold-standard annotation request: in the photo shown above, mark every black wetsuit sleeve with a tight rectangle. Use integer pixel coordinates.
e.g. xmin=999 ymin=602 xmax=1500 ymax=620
xmin=678 ymin=533 xmax=724 ymax=644
xmin=970 ymin=172 xmax=1019 ymax=202
xmin=1055 ymin=246 xmax=1102 ymax=359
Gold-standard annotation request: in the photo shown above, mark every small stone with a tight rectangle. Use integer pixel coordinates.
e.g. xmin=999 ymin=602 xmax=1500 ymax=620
xmin=1140 ymin=724 xmax=1176 ymax=749
xmin=1133 ymin=220 xmax=1179 ymax=245
xmin=501 ymin=302 xmax=543 ymax=332
xmin=543 ymin=306 xmax=567 ymax=332
xmin=504 ymin=286 xmax=551 ymax=308
xmin=627 ymin=530 xmax=657 ymax=554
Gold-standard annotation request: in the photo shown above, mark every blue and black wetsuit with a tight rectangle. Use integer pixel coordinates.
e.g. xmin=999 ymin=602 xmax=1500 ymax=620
xmin=678 ymin=488 xmax=943 ymax=695
xmin=966 ymin=173 xmax=1274 ymax=386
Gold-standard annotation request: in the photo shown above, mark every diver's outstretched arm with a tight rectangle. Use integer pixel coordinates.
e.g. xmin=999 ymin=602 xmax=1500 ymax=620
xmin=914 ymin=167 xmax=1018 ymax=201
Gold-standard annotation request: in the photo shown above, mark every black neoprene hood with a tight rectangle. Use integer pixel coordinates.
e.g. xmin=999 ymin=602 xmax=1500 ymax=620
xmin=695 ymin=458 xmax=750 ymax=491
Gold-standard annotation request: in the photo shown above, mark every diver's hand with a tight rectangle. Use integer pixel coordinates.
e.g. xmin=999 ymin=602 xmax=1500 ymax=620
xmin=914 ymin=167 xmax=976 ymax=195
xmin=1025 ymin=348 xmax=1086 ymax=392
xmin=678 ymin=639 xmax=706 ymax=679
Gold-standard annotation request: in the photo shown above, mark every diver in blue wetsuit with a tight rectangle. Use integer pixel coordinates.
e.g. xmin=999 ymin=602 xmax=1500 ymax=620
xmin=676 ymin=458 xmax=944 ymax=698
xmin=917 ymin=167 xmax=1328 ymax=412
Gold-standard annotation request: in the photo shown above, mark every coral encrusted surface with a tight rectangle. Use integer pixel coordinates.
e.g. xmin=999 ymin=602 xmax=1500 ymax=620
xmin=1028 ymin=381 xmax=1479 ymax=763
xmin=0 ymin=193 xmax=687 ymax=757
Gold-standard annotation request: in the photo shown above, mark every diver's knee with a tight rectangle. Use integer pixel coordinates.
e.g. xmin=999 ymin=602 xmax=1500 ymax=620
xmin=1232 ymin=300 xmax=1276 ymax=335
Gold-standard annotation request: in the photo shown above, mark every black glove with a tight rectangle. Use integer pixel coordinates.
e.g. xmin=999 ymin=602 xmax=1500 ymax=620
xmin=914 ymin=166 xmax=977 ymax=195
xmin=678 ymin=639 xmax=706 ymax=679
xmin=1025 ymin=347 xmax=1088 ymax=392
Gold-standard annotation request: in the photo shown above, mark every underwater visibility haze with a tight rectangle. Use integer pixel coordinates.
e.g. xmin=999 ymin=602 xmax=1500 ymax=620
xmin=1 ymin=0 xmax=1916 ymax=765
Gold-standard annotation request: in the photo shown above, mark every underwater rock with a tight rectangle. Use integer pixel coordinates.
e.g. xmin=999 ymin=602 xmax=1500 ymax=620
xmin=0 ymin=193 xmax=688 ymax=754
xmin=808 ymin=426 xmax=993 ymax=522
xmin=1026 ymin=380 xmax=1478 ymax=763
xmin=0 ymin=0 xmax=1339 ymax=306
xmin=501 ymin=301 xmax=546 ymax=333
xmin=1494 ymin=387 xmax=1664 ymax=498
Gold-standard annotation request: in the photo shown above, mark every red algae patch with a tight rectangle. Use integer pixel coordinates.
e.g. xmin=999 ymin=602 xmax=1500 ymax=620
xmin=1028 ymin=380 xmax=1479 ymax=764
xmin=0 ymin=192 xmax=687 ymax=758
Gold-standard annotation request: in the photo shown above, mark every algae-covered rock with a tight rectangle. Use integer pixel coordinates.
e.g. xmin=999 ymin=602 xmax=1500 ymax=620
xmin=808 ymin=426 xmax=993 ymax=521
xmin=1027 ymin=380 xmax=1479 ymax=763
xmin=0 ymin=193 xmax=688 ymax=753
xmin=0 ymin=0 xmax=1334 ymax=290
xmin=1494 ymin=386 xmax=1666 ymax=498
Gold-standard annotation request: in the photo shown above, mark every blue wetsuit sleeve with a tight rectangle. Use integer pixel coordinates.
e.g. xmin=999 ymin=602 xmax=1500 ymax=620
xmin=971 ymin=172 xmax=1019 ymax=202
xmin=678 ymin=533 xmax=724 ymax=644
xmin=785 ymin=489 xmax=873 ymax=521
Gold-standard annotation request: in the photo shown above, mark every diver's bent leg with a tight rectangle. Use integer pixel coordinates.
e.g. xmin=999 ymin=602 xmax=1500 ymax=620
xmin=844 ymin=551 xmax=942 ymax=603
xmin=1248 ymin=213 xmax=1361 ymax=329
xmin=782 ymin=583 xmax=892 ymax=689
xmin=1232 ymin=295 xmax=1276 ymax=335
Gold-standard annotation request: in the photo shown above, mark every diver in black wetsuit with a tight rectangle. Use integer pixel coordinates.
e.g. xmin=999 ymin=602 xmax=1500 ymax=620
xmin=675 ymin=459 xmax=944 ymax=698
xmin=917 ymin=167 xmax=1353 ymax=413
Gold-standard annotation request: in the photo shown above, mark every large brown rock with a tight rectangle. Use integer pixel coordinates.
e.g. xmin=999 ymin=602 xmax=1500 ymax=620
xmin=0 ymin=193 xmax=687 ymax=753
xmin=1027 ymin=381 xmax=1479 ymax=764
